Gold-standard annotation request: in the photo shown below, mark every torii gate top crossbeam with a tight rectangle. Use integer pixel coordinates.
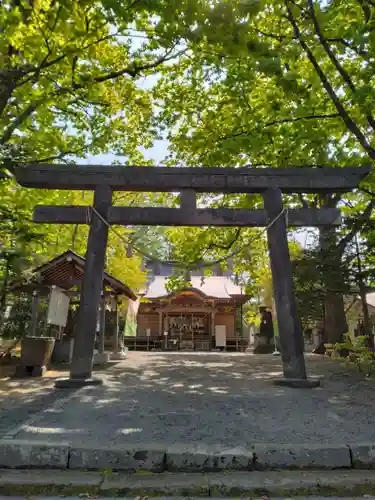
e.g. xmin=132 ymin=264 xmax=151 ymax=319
xmin=13 ymin=164 xmax=370 ymax=193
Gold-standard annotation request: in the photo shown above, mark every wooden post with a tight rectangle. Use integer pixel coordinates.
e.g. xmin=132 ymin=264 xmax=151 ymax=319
xmin=158 ymin=311 xmax=163 ymax=337
xmin=57 ymin=185 xmax=112 ymax=387
xmin=43 ymin=286 xmax=52 ymax=337
xmin=99 ymin=296 xmax=106 ymax=354
xmin=30 ymin=290 xmax=39 ymax=337
xmin=164 ymin=313 xmax=168 ymax=350
xmin=263 ymin=188 xmax=319 ymax=387
xmin=113 ymin=299 xmax=120 ymax=354
xmin=191 ymin=313 xmax=195 ymax=350
xmin=180 ymin=190 xmax=196 ymax=212
xmin=211 ymin=311 xmax=215 ymax=349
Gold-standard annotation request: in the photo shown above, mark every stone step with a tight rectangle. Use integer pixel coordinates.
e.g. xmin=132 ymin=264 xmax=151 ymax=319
xmin=1 ymin=469 xmax=375 ymax=497
xmin=1 ymin=439 xmax=374 ymax=471
xmin=0 ymin=497 xmax=374 ymax=500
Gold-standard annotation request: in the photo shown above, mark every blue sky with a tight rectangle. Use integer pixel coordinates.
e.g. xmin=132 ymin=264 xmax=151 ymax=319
xmin=79 ymin=139 xmax=168 ymax=165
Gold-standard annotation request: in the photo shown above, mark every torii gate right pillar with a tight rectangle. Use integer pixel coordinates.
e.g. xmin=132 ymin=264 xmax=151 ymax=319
xmin=263 ymin=188 xmax=319 ymax=388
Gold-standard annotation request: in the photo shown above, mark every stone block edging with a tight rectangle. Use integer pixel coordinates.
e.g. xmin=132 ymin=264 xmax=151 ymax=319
xmin=2 ymin=469 xmax=375 ymax=497
xmin=0 ymin=440 xmax=375 ymax=471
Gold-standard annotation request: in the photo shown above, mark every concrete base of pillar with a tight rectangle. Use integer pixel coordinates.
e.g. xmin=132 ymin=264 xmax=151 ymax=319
xmin=93 ymin=351 xmax=110 ymax=365
xmin=111 ymin=348 xmax=128 ymax=360
xmin=273 ymin=377 xmax=321 ymax=389
xmin=55 ymin=377 xmax=103 ymax=389
xmin=245 ymin=347 xmax=253 ymax=353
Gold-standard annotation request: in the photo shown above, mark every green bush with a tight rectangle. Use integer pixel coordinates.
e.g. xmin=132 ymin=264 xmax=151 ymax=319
xmin=1 ymin=295 xmax=32 ymax=340
xmin=333 ymin=334 xmax=375 ymax=377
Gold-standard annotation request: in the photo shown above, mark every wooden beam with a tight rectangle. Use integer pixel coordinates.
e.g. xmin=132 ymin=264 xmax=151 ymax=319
xmin=34 ymin=206 xmax=90 ymax=224
xmin=14 ymin=164 xmax=370 ymax=193
xmin=180 ymin=190 xmax=197 ymax=211
xmin=34 ymin=205 xmax=342 ymax=227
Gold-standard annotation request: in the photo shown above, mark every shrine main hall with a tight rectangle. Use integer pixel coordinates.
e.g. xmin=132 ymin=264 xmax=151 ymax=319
xmin=125 ymin=261 xmax=249 ymax=352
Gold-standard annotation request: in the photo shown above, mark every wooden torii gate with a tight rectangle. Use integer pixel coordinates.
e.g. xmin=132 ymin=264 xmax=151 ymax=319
xmin=14 ymin=164 xmax=370 ymax=388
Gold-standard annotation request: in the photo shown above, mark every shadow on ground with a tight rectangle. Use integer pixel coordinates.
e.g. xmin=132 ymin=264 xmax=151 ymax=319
xmin=0 ymin=360 xmax=73 ymax=436
xmin=9 ymin=352 xmax=375 ymax=447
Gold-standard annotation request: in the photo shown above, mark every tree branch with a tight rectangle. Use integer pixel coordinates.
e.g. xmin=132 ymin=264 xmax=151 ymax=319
xmin=338 ymin=199 xmax=375 ymax=253
xmin=326 ymin=37 xmax=369 ymax=58
xmin=206 ymin=228 xmax=242 ymax=251
xmin=307 ymin=0 xmax=375 ymax=132
xmin=285 ymin=1 xmax=375 ymax=160
xmin=355 ymin=0 xmax=372 ymax=22
xmin=252 ymin=27 xmax=294 ymax=42
xmin=360 ymin=187 xmax=375 ymax=198
xmin=87 ymin=47 xmax=186 ymax=83
xmin=13 ymin=34 xmax=120 ymax=90
xmin=264 ymin=113 xmax=340 ymax=127
xmin=0 ymin=80 xmax=15 ymax=117
xmin=0 ymin=102 xmax=37 ymax=144
xmin=213 ymin=113 xmax=340 ymax=150
xmin=32 ymin=144 xmax=90 ymax=163
xmin=0 ymin=47 xmax=185 ymax=144
xmin=0 ymin=32 xmax=120 ymax=120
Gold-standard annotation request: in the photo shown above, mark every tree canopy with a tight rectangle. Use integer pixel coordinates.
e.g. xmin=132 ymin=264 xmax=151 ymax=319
xmin=152 ymin=0 xmax=375 ymax=339
xmin=0 ymin=0 xmax=374 ymax=341
xmin=0 ymin=0 xmax=193 ymax=291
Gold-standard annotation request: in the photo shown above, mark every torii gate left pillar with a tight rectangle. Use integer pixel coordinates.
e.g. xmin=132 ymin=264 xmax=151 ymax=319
xmin=56 ymin=185 xmax=112 ymax=387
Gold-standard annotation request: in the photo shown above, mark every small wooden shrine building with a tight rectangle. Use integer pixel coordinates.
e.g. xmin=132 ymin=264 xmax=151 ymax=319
xmin=128 ymin=262 xmax=249 ymax=351
xmin=8 ymin=249 xmax=136 ymax=342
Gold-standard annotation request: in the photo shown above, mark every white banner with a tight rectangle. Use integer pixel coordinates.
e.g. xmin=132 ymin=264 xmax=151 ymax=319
xmin=47 ymin=287 xmax=70 ymax=327
xmin=124 ymin=296 xmax=140 ymax=337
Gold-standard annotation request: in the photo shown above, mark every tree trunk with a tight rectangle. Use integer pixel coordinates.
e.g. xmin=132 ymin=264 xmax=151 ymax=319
xmin=0 ymin=258 xmax=11 ymax=335
xmin=319 ymin=226 xmax=348 ymax=343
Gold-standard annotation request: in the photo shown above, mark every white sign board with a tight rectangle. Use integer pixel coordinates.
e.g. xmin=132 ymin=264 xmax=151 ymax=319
xmin=146 ymin=328 xmax=151 ymax=337
xmin=215 ymin=325 xmax=226 ymax=347
xmin=47 ymin=287 xmax=70 ymax=327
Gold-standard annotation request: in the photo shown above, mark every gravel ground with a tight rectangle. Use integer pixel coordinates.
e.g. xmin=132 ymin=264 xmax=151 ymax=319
xmin=0 ymin=367 xmax=74 ymax=436
xmin=7 ymin=352 xmax=375 ymax=447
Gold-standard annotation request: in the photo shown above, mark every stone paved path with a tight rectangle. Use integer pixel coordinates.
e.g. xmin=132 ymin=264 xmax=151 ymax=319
xmin=0 ymin=497 xmax=373 ymax=499
xmin=4 ymin=352 xmax=375 ymax=446
xmin=0 ymin=366 xmax=71 ymax=436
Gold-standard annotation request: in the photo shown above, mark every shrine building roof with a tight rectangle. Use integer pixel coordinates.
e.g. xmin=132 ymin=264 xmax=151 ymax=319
xmin=142 ymin=275 xmax=247 ymax=302
xmin=9 ymin=250 xmax=137 ymax=300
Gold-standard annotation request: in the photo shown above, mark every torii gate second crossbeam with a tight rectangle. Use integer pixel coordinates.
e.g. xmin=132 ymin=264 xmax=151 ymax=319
xmin=14 ymin=164 xmax=370 ymax=388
